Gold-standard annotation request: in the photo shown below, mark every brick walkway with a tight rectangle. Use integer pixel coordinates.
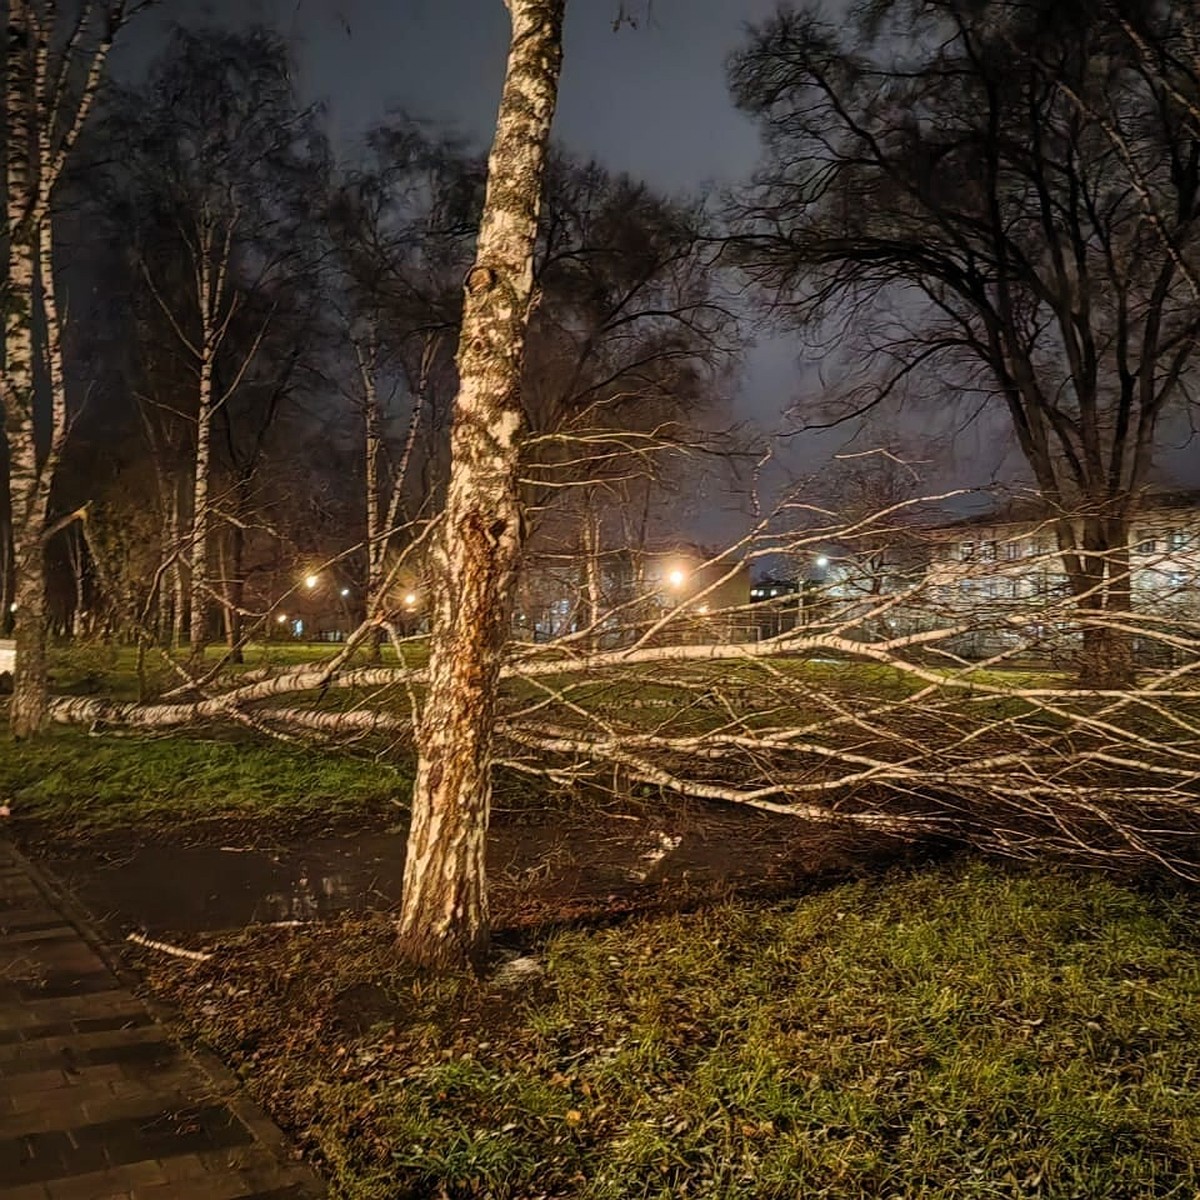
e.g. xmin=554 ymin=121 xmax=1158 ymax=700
xmin=0 ymin=842 xmax=325 ymax=1200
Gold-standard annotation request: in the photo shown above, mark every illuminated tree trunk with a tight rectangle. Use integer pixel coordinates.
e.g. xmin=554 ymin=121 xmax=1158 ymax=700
xmin=1072 ymin=515 xmax=1134 ymax=689
xmin=188 ymin=263 xmax=217 ymax=658
xmin=169 ymin=487 xmax=187 ymax=647
xmin=582 ymin=494 xmax=603 ymax=648
xmin=395 ymin=0 xmax=565 ymax=970
xmin=5 ymin=1 xmax=44 ymax=737
xmin=359 ymin=336 xmax=386 ymax=662
xmin=3 ymin=0 xmax=122 ymax=734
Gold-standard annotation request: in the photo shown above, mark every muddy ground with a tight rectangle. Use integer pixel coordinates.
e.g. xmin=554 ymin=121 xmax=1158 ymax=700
xmin=39 ymin=799 xmax=926 ymax=943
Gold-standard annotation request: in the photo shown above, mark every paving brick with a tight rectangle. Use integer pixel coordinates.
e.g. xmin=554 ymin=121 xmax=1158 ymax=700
xmin=197 ymin=1144 xmax=294 ymax=1176
xmin=0 ymin=1011 xmax=154 ymax=1048
xmin=1 ymin=1083 xmax=126 ymax=1133
xmin=0 ymin=910 xmax=70 ymax=932
xmin=0 ymin=1021 xmax=167 ymax=1065
xmin=131 ymin=1179 xmax=249 ymax=1200
xmin=131 ymin=1173 xmax=319 ymax=1200
xmin=156 ymin=1152 xmax=209 ymax=1182
xmin=45 ymin=1168 xmax=134 ymax=1199
xmin=0 ymin=928 xmax=79 ymax=948
xmin=1 ymin=1034 xmax=178 ymax=1078
xmin=0 ymin=845 xmax=325 ymax=1198
xmin=0 ymin=1081 xmax=200 ymax=1138
xmin=16 ymin=990 xmax=142 ymax=1024
xmin=6 ymin=1069 xmax=73 ymax=1095
xmin=6 ymin=971 xmax=123 ymax=1002
xmin=0 ymin=1182 xmax=51 ymax=1200
xmin=242 ymin=1186 xmax=320 ymax=1200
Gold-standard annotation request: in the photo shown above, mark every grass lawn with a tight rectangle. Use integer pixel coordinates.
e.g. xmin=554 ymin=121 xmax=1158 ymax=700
xmin=144 ymin=860 xmax=1200 ymax=1199
xmin=44 ymin=639 xmax=430 ymax=701
xmin=0 ymin=727 xmax=409 ymax=837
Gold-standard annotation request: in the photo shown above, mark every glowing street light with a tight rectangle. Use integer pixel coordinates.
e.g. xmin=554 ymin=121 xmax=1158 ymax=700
xmin=339 ymin=587 xmax=350 ymax=598
xmin=815 ymin=556 xmax=829 ymax=569
xmin=304 ymin=574 xmax=319 ymax=590
xmin=403 ymin=592 xmax=418 ymax=608
xmin=667 ymin=568 xmax=687 ymax=590
xmin=276 ymin=613 xmax=287 ymax=624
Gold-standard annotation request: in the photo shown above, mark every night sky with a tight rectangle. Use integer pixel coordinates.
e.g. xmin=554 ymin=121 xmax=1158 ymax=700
xmin=116 ymin=0 xmax=1197 ymax=520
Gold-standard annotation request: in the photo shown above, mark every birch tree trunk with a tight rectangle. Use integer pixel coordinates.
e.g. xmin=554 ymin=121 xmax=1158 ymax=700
xmin=4 ymin=0 xmax=45 ymax=737
xmin=169 ymin=485 xmax=187 ymax=648
xmin=395 ymin=0 xmax=565 ymax=971
xmin=359 ymin=336 xmax=385 ymax=662
xmin=188 ymin=260 xmax=218 ymax=658
xmin=188 ymin=405 xmax=213 ymax=656
xmin=582 ymin=493 xmax=603 ymax=649
xmin=3 ymin=0 xmax=127 ymax=733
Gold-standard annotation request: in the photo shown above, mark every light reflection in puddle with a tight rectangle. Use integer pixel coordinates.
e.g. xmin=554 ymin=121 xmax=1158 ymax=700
xmin=47 ymin=820 xmax=798 ymax=938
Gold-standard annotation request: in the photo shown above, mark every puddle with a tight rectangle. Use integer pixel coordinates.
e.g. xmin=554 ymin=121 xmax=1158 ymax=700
xmin=46 ymin=808 xmax=882 ymax=937
xmin=50 ymin=834 xmax=408 ymax=934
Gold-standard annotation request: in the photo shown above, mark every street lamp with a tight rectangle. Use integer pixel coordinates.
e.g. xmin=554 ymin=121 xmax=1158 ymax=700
xmin=339 ymin=587 xmax=350 ymax=598
xmin=404 ymin=592 xmax=417 ymax=608
xmin=815 ymin=556 xmax=829 ymax=569
xmin=667 ymin=567 xmax=686 ymax=590
xmin=276 ymin=613 xmax=287 ymax=624
xmin=304 ymin=574 xmax=319 ymax=590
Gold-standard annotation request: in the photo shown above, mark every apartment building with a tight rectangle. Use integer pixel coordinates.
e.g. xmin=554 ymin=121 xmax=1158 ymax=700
xmin=925 ymin=492 xmax=1200 ymax=614
xmin=911 ymin=492 xmax=1200 ymax=662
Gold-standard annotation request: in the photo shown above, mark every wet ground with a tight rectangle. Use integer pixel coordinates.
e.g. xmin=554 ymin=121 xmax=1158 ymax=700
xmin=43 ymin=804 xmax=903 ymax=939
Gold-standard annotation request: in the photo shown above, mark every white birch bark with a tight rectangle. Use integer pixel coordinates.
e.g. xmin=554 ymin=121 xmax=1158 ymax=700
xmin=4 ymin=0 xmax=45 ymax=737
xmin=582 ymin=494 xmax=603 ymax=645
xmin=189 ymin=330 xmax=216 ymax=656
xmin=394 ymin=0 xmax=566 ymax=969
xmin=2 ymin=0 xmax=130 ymax=734
xmin=357 ymin=333 xmax=386 ymax=656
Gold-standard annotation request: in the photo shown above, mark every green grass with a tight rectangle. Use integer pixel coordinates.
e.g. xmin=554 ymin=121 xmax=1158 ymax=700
xmin=149 ymin=861 xmax=1200 ymax=1199
xmin=0 ymin=727 xmax=409 ymax=834
xmin=45 ymin=639 xmax=429 ymax=701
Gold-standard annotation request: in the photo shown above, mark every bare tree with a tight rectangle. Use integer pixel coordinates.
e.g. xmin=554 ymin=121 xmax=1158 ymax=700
xmin=2 ymin=0 xmax=150 ymax=734
xmin=326 ymin=125 xmax=478 ymax=649
xmin=517 ymin=157 xmax=738 ymax=647
xmin=729 ymin=0 xmax=1200 ymax=686
xmin=105 ymin=28 xmax=326 ymax=657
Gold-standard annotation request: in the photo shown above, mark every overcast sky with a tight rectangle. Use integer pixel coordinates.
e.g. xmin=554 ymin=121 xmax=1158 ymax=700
xmin=130 ymin=0 xmax=1189 ymax=526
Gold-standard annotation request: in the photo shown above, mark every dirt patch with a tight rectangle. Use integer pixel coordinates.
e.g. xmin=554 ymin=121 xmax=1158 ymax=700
xmin=40 ymin=797 xmax=923 ymax=941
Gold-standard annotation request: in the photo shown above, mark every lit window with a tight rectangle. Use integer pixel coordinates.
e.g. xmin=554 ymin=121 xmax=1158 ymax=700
xmin=1004 ymin=542 xmax=1020 ymax=560
xmin=1167 ymin=530 xmax=1186 ymax=552
xmin=960 ymin=543 xmax=976 ymax=561
xmin=1136 ymin=535 xmax=1155 ymax=554
xmin=981 ymin=541 xmax=997 ymax=562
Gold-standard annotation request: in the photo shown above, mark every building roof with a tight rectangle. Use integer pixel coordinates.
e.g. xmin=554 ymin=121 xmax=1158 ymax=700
xmin=929 ymin=489 xmax=1200 ymax=534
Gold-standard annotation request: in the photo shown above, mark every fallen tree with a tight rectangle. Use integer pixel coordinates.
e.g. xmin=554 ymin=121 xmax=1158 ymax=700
xmin=37 ymin=497 xmax=1200 ymax=883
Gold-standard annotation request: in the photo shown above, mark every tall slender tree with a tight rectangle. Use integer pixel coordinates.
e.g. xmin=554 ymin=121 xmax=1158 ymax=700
xmin=395 ymin=0 xmax=566 ymax=970
xmin=2 ymin=0 xmax=148 ymax=734
xmin=105 ymin=28 xmax=326 ymax=656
